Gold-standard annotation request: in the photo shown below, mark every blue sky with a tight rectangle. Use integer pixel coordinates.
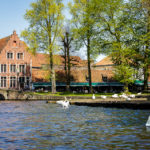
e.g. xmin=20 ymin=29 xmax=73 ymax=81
xmin=0 ymin=0 xmax=71 ymax=38
xmin=0 ymin=0 xmax=34 ymax=38
xmin=0 ymin=0 xmax=104 ymax=61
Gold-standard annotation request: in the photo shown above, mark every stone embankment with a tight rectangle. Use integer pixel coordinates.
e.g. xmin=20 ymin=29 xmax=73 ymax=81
xmin=1 ymin=91 xmax=150 ymax=109
xmin=46 ymin=95 xmax=150 ymax=109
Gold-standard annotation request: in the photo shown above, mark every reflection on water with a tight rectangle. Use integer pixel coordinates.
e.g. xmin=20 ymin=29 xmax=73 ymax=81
xmin=0 ymin=101 xmax=150 ymax=149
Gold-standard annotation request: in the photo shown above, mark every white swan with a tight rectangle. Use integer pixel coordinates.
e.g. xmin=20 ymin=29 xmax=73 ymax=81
xmin=101 ymin=95 xmax=107 ymax=99
xmin=146 ymin=116 xmax=150 ymax=127
xmin=126 ymin=97 xmax=131 ymax=101
xmin=112 ymin=94 xmax=118 ymax=98
xmin=129 ymin=94 xmax=135 ymax=98
xmin=56 ymin=100 xmax=70 ymax=109
xmin=120 ymin=93 xmax=128 ymax=99
xmin=56 ymin=97 xmax=70 ymax=109
xmin=92 ymin=94 xmax=95 ymax=99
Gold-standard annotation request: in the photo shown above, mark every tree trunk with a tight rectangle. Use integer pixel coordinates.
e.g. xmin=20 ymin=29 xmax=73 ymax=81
xmin=124 ymin=82 xmax=129 ymax=93
xmin=50 ymin=49 xmax=56 ymax=93
xmin=87 ymin=36 xmax=92 ymax=93
xmin=51 ymin=68 xmax=56 ymax=93
xmin=66 ymin=43 xmax=71 ymax=92
xmin=64 ymin=47 xmax=68 ymax=90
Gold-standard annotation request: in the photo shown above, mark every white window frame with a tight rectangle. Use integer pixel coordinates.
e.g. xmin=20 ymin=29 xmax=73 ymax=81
xmin=10 ymin=64 xmax=16 ymax=73
xmin=6 ymin=52 xmax=14 ymax=59
xmin=9 ymin=76 xmax=16 ymax=88
xmin=17 ymin=52 xmax=24 ymax=60
xmin=1 ymin=76 xmax=7 ymax=88
xmin=1 ymin=64 xmax=7 ymax=73
xmin=19 ymin=64 xmax=25 ymax=74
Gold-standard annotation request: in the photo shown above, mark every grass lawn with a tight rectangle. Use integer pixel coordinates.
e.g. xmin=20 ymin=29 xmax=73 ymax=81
xmin=25 ymin=91 xmax=150 ymax=96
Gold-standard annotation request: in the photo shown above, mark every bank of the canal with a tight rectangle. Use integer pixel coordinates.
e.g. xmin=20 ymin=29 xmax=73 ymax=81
xmin=1 ymin=91 xmax=150 ymax=109
xmin=45 ymin=95 xmax=150 ymax=109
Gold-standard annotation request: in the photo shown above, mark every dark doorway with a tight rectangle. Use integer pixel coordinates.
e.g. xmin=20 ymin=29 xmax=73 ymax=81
xmin=0 ymin=94 xmax=5 ymax=100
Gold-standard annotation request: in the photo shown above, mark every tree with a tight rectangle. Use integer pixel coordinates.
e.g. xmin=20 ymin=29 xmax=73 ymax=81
xmin=60 ymin=26 xmax=73 ymax=92
xmin=92 ymin=0 xmax=136 ymax=92
xmin=114 ymin=65 xmax=135 ymax=92
xmin=21 ymin=0 xmax=64 ymax=93
xmin=69 ymin=0 xmax=99 ymax=93
xmin=119 ymin=0 xmax=150 ymax=91
xmin=141 ymin=0 xmax=150 ymax=90
xmin=92 ymin=0 xmax=149 ymax=92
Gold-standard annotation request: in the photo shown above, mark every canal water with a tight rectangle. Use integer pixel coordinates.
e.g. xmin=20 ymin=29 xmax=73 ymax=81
xmin=0 ymin=101 xmax=150 ymax=150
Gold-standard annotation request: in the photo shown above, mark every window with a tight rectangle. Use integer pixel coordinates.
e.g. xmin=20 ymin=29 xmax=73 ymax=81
xmin=1 ymin=64 xmax=7 ymax=73
xmin=10 ymin=64 xmax=16 ymax=73
xmin=1 ymin=77 xmax=6 ymax=87
xmin=102 ymin=75 xmax=108 ymax=82
xmin=13 ymin=40 xmax=17 ymax=47
xmin=19 ymin=65 xmax=25 ymax=73
xmin=7 ymin=52 xmax=13 ymax=59
xmin=19 ymin=77 xmax=25 ymax=83
xmin=10 ymin=77 xmax=16 ymax=88
xmin=17 ymin=53 xmax=23 ymax=59
xmin=26 ymin=77 xmax=30 ymax=86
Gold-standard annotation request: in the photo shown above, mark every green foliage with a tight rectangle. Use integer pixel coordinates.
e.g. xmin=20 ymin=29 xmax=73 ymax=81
xmin=21 ymin=0 xmax=64 ymax=93
xmin=21 ymin=0 xmax=64 ymax=54
xmin=114 ymin=64 xmax=136 ymax=85
xmin=69 ymin=0 xmax=100 ymax=59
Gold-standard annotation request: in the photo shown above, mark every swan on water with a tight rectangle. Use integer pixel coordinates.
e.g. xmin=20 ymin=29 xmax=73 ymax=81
xmin=92 ymin=94 xmax=95 ymax=99
xmin=146 ymin=116 xmax=150 ymax=127
xmin=56 ymin=100 xmax=70 ymax=109
xmin=56 ymin=97 xmax=70 ymax=109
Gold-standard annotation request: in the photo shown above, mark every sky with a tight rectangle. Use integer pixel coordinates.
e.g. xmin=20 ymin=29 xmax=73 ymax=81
xmin=0 ymin=0 xmax=105 ymax=62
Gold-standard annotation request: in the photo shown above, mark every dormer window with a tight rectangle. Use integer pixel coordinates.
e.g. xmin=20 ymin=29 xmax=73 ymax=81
xmin=7 ymin=52 xmax=13 ymax=59
xmin=17 ymin=53 xmax=23 ymax=60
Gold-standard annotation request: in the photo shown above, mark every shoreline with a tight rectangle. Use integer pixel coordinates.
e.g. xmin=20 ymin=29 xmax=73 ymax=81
xmin=45 ymin=96 xmax=150 ymax=110
xmin=1 ymin=93 xmax=150 ymax=109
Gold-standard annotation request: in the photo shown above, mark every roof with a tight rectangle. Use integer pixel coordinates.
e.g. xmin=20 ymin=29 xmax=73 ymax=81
xmin=31 ymin=53 xmax=87 ymax=67
xmin=0 ymin=36 xmax=10 ymax=52
xmin=95 ymin=56 xmax=113 ymax=66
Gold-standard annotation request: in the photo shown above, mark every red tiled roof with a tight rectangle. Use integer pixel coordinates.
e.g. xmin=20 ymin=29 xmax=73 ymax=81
xmin=0 ymin=36 xmax=10 ymax=52
xmin=95 ymin=56 xmax=113 ymax=66
xmin=31 ymin=53 xmax=87 ymax=67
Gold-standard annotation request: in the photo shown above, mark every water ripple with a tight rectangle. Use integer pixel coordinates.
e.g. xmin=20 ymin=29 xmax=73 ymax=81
xmin=0 ymin=101 xmax=150 ymax=149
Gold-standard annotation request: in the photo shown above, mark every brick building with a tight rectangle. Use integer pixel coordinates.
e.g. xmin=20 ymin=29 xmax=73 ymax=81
xmin=0 ymin=31 xmax=32 ymax=89
xmin=3 ymin=31 xmax=148 ymax=92
xmin=0 ymin=31 xmax=117 ymax=92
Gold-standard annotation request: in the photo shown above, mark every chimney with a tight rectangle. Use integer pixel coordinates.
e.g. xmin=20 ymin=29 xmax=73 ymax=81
xmin=13 ymin=30 xmax=17 ymax=35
